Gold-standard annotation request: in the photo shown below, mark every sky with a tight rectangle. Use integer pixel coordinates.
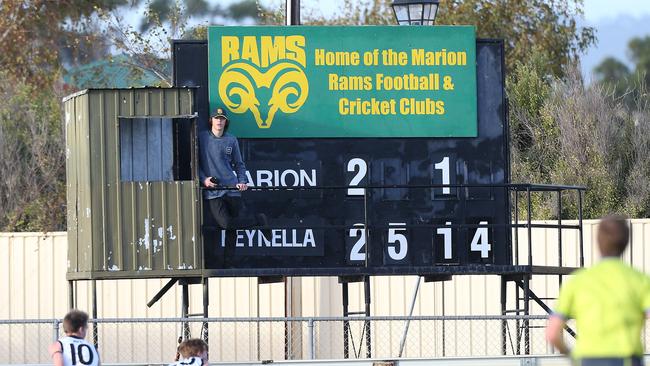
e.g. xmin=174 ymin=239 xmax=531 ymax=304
xmin=581 ymin=0 xmax=650 ymax=79
xmin=582 ymin=0 xmax=650 ymax=22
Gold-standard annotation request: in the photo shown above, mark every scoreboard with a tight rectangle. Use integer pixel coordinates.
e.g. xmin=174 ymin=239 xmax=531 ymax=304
xmin=173 ymin=27 xmax=511 ymax=277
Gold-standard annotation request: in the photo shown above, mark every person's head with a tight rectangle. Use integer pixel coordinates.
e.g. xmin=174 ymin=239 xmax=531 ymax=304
xmin=597 ymin=214 xmax=629 ymax=257
xmin=177 ymin=338 xmax=209 ymax=363
xmin=62 ymin=310 xmax=89 ymax=338
xmin=209 ymin=107 xmax=229 ymax=133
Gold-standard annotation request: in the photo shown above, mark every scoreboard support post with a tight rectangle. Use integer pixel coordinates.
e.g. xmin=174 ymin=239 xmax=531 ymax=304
xmin=182 ymin=280 xmax=190 ymax=339
xmin=202 ymin=278 xmax=209 ymax=343
xmin=68 ymin=280 xmax=74 ymax=310
xmin=341 ymin=281 xmax=350 ymax=359
xmin=523 ymin=276 xmax=530 ymax=355
xmin=92 ymin=280 xmax=98 ymax=349
xmin=364 ymin=277 xmax=371 ymax=359
xmin=339 ymin=276 xmax=372 ymax=358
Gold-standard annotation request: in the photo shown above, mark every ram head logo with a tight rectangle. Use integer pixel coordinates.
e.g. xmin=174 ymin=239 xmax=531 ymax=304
xmin=218 ymin=62 xmax=309 ymax=129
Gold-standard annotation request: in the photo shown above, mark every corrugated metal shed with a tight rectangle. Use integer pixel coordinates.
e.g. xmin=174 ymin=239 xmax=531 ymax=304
xmin=64 ymin=88 xmax=202 ymax=280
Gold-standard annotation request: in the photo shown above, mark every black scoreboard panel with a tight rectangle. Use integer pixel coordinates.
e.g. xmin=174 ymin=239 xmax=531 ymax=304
xmin=173 ymin=39 xmax=512 ymax=276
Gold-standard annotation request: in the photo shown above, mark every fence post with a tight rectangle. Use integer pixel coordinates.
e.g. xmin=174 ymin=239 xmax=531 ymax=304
xmin=52 ymin=320 xmax=60 ymax=342
xmin=307 ymin=318 xmax=315 ymax=359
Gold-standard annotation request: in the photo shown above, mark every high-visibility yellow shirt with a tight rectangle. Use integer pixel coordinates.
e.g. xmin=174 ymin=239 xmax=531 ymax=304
xmin=554 ymin=258 xmax=650 ymax=358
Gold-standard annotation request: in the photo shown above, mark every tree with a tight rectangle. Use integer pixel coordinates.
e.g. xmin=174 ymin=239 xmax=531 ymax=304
xmin=437 ymin=0 xmax=594 ymax=77
xmin=0 ymin=0 xmax=273 ymax=231
xmin=593 ymin=57 xmax=631 ymax=103
xmin=594 ymin=57 xmax=630 ymax=84
xmin=0 ymin=0 xmax=127 ymax=231
xmin=0 ymin=0 xmax=126 ymax=87
xmin=0 ymin=72 xmax=67 ymax=231
xmin=509 ymin=55 xmax=650 ymax=219
xmin=96 ymin=0 xmax=269 ymax=87
xmin=592 ymin=36 xmax=650 ymax=108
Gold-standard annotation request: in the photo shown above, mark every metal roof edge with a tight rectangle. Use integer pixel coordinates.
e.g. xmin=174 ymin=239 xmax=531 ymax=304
xmin=62 ymin=89 xmax=89 ymax=103
xmin=62 ymin=86 xmax=199 ymax=103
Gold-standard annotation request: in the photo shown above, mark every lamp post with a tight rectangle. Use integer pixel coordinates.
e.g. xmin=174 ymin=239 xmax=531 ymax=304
xmin=286 ymin=0 xmax=300 ymax=25
xmin=391 ymin=0 xmax=440 ymax=25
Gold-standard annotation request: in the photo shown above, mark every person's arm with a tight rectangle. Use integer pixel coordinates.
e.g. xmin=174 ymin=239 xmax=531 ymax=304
xmin=546 ymin=315 xmax=571 ymax=355
xmin=231 ymin=139 xmax=248 ymax=191
xmin=48 ymin=341 xmax=64 ymax=366
xmin=198 ymin=134 xmax=216 ymax=188
xmin=546 ymin=276 xmax=575 ymax=355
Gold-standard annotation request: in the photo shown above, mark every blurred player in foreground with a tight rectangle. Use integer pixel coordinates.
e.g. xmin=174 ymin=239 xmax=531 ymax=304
xmin=170 ymin=338 xmax=209 ymax=366
xmin=546 ymin=215 xmax=650 ymax=366
xmin=48 ymin=310 xmax=100 ymax=366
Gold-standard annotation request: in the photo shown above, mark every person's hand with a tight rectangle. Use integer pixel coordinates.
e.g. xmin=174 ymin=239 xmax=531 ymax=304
xmin=204 ymin=177 xmax=216 ymax=188
xmin=236 ymin=183 xmax=248 ymax=191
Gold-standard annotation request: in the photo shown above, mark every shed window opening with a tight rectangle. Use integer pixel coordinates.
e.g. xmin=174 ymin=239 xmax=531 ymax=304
xmin=119 ymin=117 xmax=194 ymax=182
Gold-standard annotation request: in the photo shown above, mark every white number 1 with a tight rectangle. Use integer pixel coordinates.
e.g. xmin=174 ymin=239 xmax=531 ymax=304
xmin=436 ymin=221 xmax=453 ymax=259
xmin=434 ymin=157 xmax=450 ymax=194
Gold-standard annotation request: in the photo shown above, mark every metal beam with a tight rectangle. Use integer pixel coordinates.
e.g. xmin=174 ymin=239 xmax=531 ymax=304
xmin=147 ymin=278 xmax=178 ymax=308
xmin=515 ymin=280 xmax=576 ymax=338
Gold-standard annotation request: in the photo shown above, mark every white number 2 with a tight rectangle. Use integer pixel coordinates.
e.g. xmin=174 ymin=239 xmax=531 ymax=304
xmin=436 ymin=221 xmax=453 ymax=259
xmin=388 ymin=223 xmax=408 ymax=260
xmin=470 ymin=221 xmax=491 ymax=258
xmin=349 ymin=224 xmax=366 ymax=261
xmin=434 ymin=156 xmax=450 ymax=194
xmin=347 ymin=158 xmax=367 ymax=196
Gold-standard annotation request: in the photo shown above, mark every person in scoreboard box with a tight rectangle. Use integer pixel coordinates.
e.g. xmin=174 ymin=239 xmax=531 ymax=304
xmin=199 ymin=107 xmax=269 ymax=266
xmin=170 ymin=338 xmax=209 ymax=366
xmin=48 ymin=310 xmax=100 ymax=366
xmin=546 ymin=215 xmax=650 ymax=366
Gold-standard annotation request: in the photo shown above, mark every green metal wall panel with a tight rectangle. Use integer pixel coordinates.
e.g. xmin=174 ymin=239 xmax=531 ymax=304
xmin=76 ymin=93 xmax=92 ymax=272
xmin=88 ymin=91 xmax=106 ymax=272
xmin=103 ymin=91 xmax=122 ymax=271
xmin=64 ymin=97 xmax=79 ymax=273
xmin=64 ymin=88 xmax=199 ymax=279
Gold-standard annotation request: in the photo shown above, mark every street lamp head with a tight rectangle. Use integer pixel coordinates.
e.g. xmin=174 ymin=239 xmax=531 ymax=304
xmin=391 ymin=0 xmax=439 ymax=25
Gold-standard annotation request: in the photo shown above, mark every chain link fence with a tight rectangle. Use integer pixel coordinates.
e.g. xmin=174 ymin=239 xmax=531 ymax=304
xmin=0 ymin=316 xmax=581 ymax=364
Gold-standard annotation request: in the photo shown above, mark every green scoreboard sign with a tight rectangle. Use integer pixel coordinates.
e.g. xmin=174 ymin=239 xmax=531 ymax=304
xmin=208 ymin=26 xmax=477 ymax=138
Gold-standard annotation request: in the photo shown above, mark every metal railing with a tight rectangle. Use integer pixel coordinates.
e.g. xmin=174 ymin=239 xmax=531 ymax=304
xmin=0 ymin=315 xmax=588 ymax=364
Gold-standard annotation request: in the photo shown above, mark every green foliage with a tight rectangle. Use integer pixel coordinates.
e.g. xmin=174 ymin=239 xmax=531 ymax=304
xmin=0 ymin=0 xmax=125 ymax=87
xmin=595 ymin=57 xmax=631 ymax=84
xmin=509 ymin=55 xmax=650 ymax=219
xmin=438 ymin=0 xmax=594 ymax=77
xmin=0 ymin=73 xmax=66 ymax=231
xmin=593 ymin=36 xmax=650 ymax=106
xmin=507 ymin=52 xmax=554 ymax=169
xmin=228 ymin=0 xmax=260 ymax=21
xmin=0 ymin=0 xmax=270 ymax=232
xmin=138 ymin=0 xmax=262 ymax=32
